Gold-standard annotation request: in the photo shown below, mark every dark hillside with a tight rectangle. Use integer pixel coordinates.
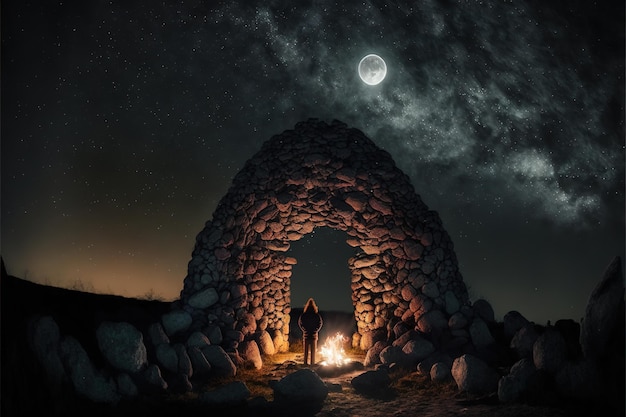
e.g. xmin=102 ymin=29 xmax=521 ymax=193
xmin=1 ymin=268 xmax=171 ymax=415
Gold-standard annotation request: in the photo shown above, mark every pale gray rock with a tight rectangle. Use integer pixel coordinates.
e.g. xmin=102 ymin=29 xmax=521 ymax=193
xmin=60 ymin=336 xmax=120 ymax=404
xmin=161 ymin=309 xmax=192 ymax=336
xmin=451 ymin=354 xmax=500 ymax=394
xmin=96 ymin=321 xmax=147 ymax=373
xmin=188 ymin=287 xmax=220 ymax=309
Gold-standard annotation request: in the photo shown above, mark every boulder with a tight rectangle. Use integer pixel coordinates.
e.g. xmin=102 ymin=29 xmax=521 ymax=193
xmin=430 ymin=362 xmax=451 ymax=382
xmin=188 ymin=346 xmax=212 ymax=376
xmin=359 ymin=328 xmax=386 ymax=351
xmin=161 ymin=309 xmax=192 ymax=336
xmin=451 ymin=354 xmax=500 ymax=394
xmin=351 ymin=369 xmax=391 ymax=397
xmin=417 ymin=352 xmax=453 ymax=376
xmin=142 ymin=364 xmax=168 ymax=391
xmin=379 ymin=345 xmax=404 ymax=365
xmin=28 ymin=316 xmax=65 ymax=386
xmin=272 ymin=369 xmax=328 ymax=415
xmin=240 ymin=340 xmax=263 ymax=369
xmin=206 ymin=325 xmax=223 ymax=345
xmin=175 ymin=343 xmax=193 ymax=377
xmin=555 ymin=360 xmax=601 ymax=401
xmin=402 ymin=337 xmax=435 ymax=364
xmin=116 ymin=373 xmax=138 ymax=397
xmin=364 ymin=340 xmax=387 ymax=367
xmin=168 ymin=373 xmax=193 ymax=394
xmin=202 ymin=345 xmax=237 ymax=377
xmin=503 ymin=311 xmax=529 ymax=340
xmin=188 ymin=287 xmax=219 ymax=309
xmin=469 ymin=318 xmax=495 ymax=350
xmin=497 ymin=358 xmax=536 ymax=403
xmin=186 ymin=331 xmax=211 ymax=349
xmin=155 ymin=343 xmax=178 ymax=373
xmin=199 ymin=381 xmax=251 ymax=405
xmin=257 ymin=330 xmax=276 ymax=355
xmin=96 ymin=321 xmax=147 ymax=373
xmin=59 ymin=336 xmax=120 ymax=404
xmin=580 ymin=256 xmax=624 ymax=359
xmin=510 ymin=324 xmax=538 ymax=359
xmin=533 ymin=328 xmax=567 ymax=374
xmin=147 ymin=322 xmax=170 ymax=346
xmin=472 ymin=299 xmax=495 ymax=323
xmin=416 ymin=309 xmax=448 ymax=333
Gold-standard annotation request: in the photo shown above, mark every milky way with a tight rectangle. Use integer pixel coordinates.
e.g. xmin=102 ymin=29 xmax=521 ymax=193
xmin=2 ymin=0 xmax=624 ymax=322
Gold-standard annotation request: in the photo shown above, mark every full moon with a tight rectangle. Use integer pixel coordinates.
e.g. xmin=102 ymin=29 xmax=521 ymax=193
xmin=358 ymin=54 xmax=387 ymax=85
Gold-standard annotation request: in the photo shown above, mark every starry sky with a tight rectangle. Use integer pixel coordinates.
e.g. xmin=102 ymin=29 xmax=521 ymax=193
xmin=2 ymin=0 xmax=624 ymax=324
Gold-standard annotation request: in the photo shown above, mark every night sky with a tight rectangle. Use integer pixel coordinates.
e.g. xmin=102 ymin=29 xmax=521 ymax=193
xmin=2 ymin=0 xmax=624 ymax=324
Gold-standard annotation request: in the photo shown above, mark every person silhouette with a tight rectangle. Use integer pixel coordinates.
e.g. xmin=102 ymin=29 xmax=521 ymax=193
xmin=298 ymin=298 xmax=323 ymax=365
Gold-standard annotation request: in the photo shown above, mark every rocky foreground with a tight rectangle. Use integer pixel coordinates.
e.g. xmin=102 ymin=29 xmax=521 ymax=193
xmin=1 ymin=257 xmax=624 ymax=416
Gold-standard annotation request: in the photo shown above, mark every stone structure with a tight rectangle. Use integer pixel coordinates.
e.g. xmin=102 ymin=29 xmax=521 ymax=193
xmin=179 ymin=119 xmax=469 ymax=352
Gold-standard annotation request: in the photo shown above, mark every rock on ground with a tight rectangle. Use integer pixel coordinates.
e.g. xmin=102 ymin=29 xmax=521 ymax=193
xmin=580 ymin=256 xmax=624 ymax=359
xmin=452 ymin=354 xmax=500 ymax=394
xmin=272 ymin=369 xmax=329 ymax=415
xmin=96 ymin=321 xmax=147 ymax=373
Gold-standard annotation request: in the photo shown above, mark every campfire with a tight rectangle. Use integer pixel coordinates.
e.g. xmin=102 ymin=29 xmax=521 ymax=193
xmin=319 ymin=332 xmax=351 ymax=367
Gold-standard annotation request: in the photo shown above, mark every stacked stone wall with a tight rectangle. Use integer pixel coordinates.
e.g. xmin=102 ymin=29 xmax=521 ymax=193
xmin=180 ymin=119 xmax=469 ymax=351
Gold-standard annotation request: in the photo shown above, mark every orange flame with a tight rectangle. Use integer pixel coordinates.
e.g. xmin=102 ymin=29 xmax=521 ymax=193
xmin=320 ymin=332 xmax=350 ymax=366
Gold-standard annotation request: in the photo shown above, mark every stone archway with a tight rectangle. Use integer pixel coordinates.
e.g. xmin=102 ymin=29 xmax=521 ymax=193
xmin=180 ymin=119 xmax=468 ymax=353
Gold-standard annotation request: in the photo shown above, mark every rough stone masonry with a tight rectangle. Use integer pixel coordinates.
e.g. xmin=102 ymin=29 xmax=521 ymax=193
xmin=177 ymin=118 xmax=469 ymax=354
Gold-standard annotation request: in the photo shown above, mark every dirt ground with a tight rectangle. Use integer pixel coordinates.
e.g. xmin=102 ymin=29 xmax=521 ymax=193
xmin=1 ymin=274 xmax=619 ymax=417
xmin=190 ymin=348 xmax=598 ymax=417
xmin=251 ymin=351 xmax=577 ymax=417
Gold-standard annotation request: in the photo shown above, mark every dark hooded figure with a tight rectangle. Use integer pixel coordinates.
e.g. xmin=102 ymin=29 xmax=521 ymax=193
xmin=298 ymin=298 xmax=323 ymax=365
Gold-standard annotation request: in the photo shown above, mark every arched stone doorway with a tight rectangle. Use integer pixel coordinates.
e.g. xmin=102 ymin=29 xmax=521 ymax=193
xmin=180 ymin=119 xmax=468 ymax=352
